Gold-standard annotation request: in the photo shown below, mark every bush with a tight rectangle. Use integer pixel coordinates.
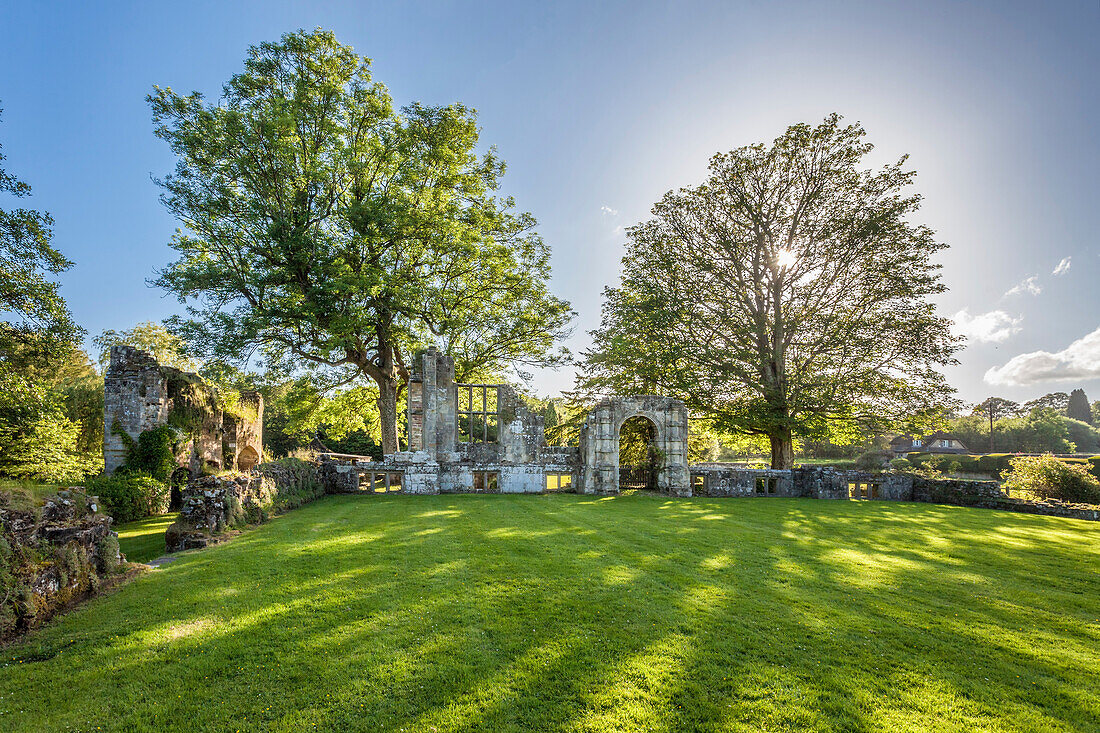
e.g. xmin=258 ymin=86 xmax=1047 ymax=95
xmin=1002 ymin=455 xmax=1100 ymax=504
xmin=889 ymin=458 xmax=911 ymax=471
xmin=854 ymin=450 xmax=892 ymax=472
xmin=115 ymin=425 xmax=180 ymax=482
xmin=85 ymin=473 xmax=170 ymax=523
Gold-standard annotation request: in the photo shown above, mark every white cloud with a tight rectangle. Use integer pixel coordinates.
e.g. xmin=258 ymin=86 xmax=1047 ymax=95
xmin=984 ymin=325 xmax=1100 ymax=386
xmin=952 ymin=309 xmax=1022 ymax=344
xmin=600 ymin=205 xmax=618 ymax=216
xmin=1052 ymin=257 xmax=1072 ymax=276
xmin=1004 ymin=275 xmax=1041 ymax=297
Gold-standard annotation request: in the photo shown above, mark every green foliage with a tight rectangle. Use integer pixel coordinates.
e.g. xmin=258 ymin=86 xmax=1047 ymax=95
xmin=889 ymin=457 xmax=911 ymax=470
xmin=950 ymin=408 xmax=1096 ymax=454
xmin=0 ymin=104 xmax=82 ymax=363
xmin=85 ymin=473 xmax=170 ymax=523
xmin=0 ymin=371 xmax=101 ymax=483
xmin=149 ymin=29 xmax=572 ymax=453
xmin=95 ymin=534 xmax=121 ymax=574
xmin=1067 ymin=389 xmax=1092 ymax=424
xmin=116 ymin=425 xmax=180 ymax=482
xmin=575 ymin=114 xmax=960 ymax=468
xmin=1002 ymin=455 xmax=1100 ymax=504
xmin=1024 ymin=392 xmax=1069 ymax=414
xmin=94 ymin=321 xmax=198 ymax=372
xmin=854 ymin=449 xmax=892 ymax=472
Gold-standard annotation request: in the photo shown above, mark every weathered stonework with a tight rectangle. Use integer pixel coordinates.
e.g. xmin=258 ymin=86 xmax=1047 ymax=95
xmin=579 ymin=396 xmax=691 ymax=495
xmin=165 ymin=460 xmax=323 ymax=552
xmin=103 ymin=345 xmax=263 ymax=475
xmin=0 ymin=489 xmax=121 ymax=639
xmin=336 ymin=347 xmax=582 ymax=495
xmin=307 ymin=348 xmax=1097 ymax=521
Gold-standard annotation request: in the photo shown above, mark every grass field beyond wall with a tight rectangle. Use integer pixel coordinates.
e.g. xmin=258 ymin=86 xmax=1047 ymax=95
xmin=1 ymin=494 xmax=1097 ymax=732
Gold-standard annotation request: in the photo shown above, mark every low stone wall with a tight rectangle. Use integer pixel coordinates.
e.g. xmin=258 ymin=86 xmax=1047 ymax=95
xmin=795 ymin=468 xmax=913 ymax=501
xmin=911 ymin=477 xmax=1004 ymax=506
xmin=321 ymin=447 xmax=582 ymax=496
xmin=165 ymin=460 xmax=323 ymax=552
xmin=690 ymin=466 xmax=798 ymax=497
xmin=0 ymin=489 xmax=121 ymax=640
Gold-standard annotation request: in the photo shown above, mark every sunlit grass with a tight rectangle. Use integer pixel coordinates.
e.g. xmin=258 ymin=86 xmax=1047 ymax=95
xmin=0 ymin=478 xmax=63 ymax=509
xmin=115 ymin=513 xmax=179 ymax=564
xmin=1 ymin=495 xmax=1097 ymax=732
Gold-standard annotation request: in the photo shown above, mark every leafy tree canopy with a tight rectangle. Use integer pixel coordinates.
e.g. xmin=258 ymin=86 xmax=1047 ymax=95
xmin=575 ymin=114 xmax=960 ymax=468
xmin=0 ymin=105 xmax=82 ymax=365
xmin=94 ymin=321 xmax=200 ymax=372
xmin=149 ymin=29 xmax=572 ymax=454
xmin=1023 ymin=392 xmax=1070 ymax=414
xmin=1067 ymin=388 xmax=1092 ymax=425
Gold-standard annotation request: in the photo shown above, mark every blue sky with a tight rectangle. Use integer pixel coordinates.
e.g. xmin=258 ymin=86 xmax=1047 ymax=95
xmin=1 ymin=0 xmax=1097 ymax=405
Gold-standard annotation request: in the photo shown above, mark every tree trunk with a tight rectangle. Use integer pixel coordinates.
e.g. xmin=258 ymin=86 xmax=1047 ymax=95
xmin=377 ymin=376 xmax=400 ymax=456
xmin=769 ymin=429 xmax=795 ymax=470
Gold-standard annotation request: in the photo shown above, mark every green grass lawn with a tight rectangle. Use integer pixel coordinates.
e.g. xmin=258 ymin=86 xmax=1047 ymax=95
xmin=1 ymin=495 xmax=1097 ymax=732
xmin=115 ymin=513 xmax=179 ymax=564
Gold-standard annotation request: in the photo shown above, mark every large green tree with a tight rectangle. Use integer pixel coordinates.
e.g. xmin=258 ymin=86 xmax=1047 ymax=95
xmin=0 ymin=105 xmax=81 ymax=363
xmin=1066 ymin=388 xmax=1092 ymax=425
xmin=0 ymin=106 xmax=99 ymax=482
xmin=150 ymin=30 xmax=572 ymax=453
xmin=577 ymin=115 xmax=960 ymax=468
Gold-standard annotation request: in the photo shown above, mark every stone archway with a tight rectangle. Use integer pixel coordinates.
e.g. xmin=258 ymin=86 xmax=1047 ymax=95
xmin=578 ymin=396 xmax=690 ymax=495
xmin=237 ymin=445 xmax=260 ymax=472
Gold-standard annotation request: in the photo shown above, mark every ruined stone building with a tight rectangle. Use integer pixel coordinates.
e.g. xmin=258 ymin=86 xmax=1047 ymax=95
xmin=324 ymin=347 xmax=698 ymax=496
xmin=322 ymin=346 xmax=1001 ymax=505
xmin=103 ymin=345 xmax=263 ymax=476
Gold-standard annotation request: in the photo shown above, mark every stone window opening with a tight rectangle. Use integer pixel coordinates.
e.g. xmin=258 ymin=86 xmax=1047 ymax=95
xmin=473 ymin=471 xmax=499 ymax=493
xmin=755 ymin=477 xmax=778 ymax=495
xmin=848 ymin=482 xmax=881 ymax=500
xmin=545 ymin=473 xmax=572 ymax=492
xmin=691 ymin=474 xmax=707 ymax=496
xmin=361 ymin=472 xmax=404 ymax=493
xmin=457 ymin=384 xmax=499 ymax=444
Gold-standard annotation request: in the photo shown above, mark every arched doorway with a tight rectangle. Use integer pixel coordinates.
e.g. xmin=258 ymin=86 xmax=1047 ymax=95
xmin=237 ymin=445 xmax=260 ymax=471
xmin=618 ymin=415 xmax=659 ymax=490
xmin=578 ymin=396 xmax=691 ymax=495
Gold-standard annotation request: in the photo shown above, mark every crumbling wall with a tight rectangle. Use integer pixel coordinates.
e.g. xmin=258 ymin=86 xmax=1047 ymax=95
xmin=0 ymin=489 xmax=120 ymax=639
xmin=103 ymin=345 xmax=263 ymax=476
xmin=165 ymin=460 xmax=322 ymax=552
xmin=911 ymin=477 xmax=1004 ymax=505
xmin=690 ymin=466 xmax=799 ymax=497
xmin=794 ymin=468 xmax=913 ymax=500
xmin=103 ymin=346 xmax=171 ymax=473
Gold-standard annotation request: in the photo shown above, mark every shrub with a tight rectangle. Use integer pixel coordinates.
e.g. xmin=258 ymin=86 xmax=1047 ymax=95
xmin=889 ymin=458 xmax=911 ymax=471
xmin=976 ymin=454 xmax=1014 ymax=479
xmin=115 ymin=425 xmax=181 ymax=482
xmin=85 ymin=473 xmax=170 ymax=523
xmin=854 ymin=450 xmax=892 ymax=472
xmin=1002 ymin=455 xmax=1100 ymax=504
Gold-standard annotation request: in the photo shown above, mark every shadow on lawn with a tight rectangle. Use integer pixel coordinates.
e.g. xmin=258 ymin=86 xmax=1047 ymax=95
xmin=3 ymin=494 xmax=1098 ymax=732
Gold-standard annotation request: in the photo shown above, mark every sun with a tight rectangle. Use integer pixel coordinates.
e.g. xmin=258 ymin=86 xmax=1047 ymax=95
xmin=775 ymin=249 xmax=797 ymax=268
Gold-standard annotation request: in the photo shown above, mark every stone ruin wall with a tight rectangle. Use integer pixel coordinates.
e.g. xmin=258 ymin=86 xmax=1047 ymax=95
xmin=0 ymin=489 xmax=120 ymax=639
xmin=103 ymin=345 xmax=263 ymax=475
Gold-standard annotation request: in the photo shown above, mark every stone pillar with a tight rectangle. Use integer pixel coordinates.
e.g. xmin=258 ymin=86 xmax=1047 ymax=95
xmin=406 ymin=347 xmax=457 ymax=461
